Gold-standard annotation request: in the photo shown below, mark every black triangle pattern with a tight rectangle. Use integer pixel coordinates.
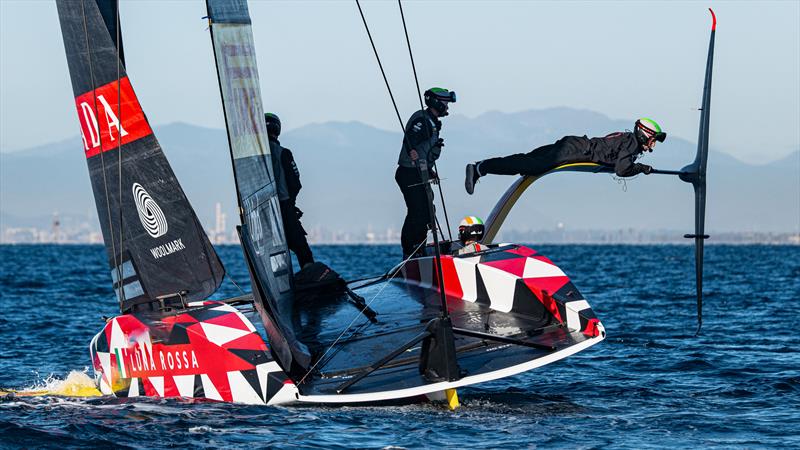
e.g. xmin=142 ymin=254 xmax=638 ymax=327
xmin=511 ymin=279 xmax=548 ymax=321
xmin=474 ymin=265 xmax=491 ymax=307
xmin=228 ymin=348 xmax=272 ymax=367
xmin=479 ymin=251 xmax=525 ymax=263
xmin=166 ymin=323 xmax=191 ymax=345
xmin=193 ymin=374 xmax=205 ymax=398
xmin=239 ymin=369 xmax=265 ymax=402
xmin=265 ymin=371 xmax=285 ymax=402
xmin=187 ymin=308 xmax=233 ymax=322
xmin=555 ymin=281 xmax=585 ymax=301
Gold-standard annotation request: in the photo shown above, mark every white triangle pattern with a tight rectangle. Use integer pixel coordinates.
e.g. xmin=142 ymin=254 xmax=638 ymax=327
xmin=128 ymin=377 xmax=139 ymax=397
xmin=149 ymin=376 xmax=164 ymax=397
xmin=173 ymin=374 xmax=195 ymax=398
xmin=453 ymin=258 xmax=478 ymax=302
xmin=98 ymin=351 xmax=112 ymax=387
xmin=199 ymin=322 xmax=252 ymax=347
xmin=227 ymin=371 xmax=264 ymax=405
xmin=477 ymin=264 xmax=517 ymax=312
xmin=200 ymin=374 xmax=223 ymax=401
xmin=109 ymin=319 xmax=127 ymax=351
xmin=522 ymin=257 xmax=566 ymax=279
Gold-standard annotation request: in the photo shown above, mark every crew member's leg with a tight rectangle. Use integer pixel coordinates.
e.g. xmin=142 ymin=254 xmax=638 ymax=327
xmin=396 ymin=166 xmax=430 ymax=258
xmin=466 ymin=139 xmax=587 ymax=194
xmin=281 ymin=201 xmax=314 ymax=268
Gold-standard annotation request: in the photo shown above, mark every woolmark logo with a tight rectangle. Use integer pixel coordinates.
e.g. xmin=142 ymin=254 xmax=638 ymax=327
xmin=132 ymin=183 xmax=168 ymax=238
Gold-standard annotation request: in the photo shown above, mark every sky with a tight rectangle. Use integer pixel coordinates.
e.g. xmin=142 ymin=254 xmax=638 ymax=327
xmin=0 ymin=0 xmax=798 ymax=164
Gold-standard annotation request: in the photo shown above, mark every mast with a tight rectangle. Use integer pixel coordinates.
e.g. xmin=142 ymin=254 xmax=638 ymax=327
xmin=205 ymin=0 xmax=311 ymax=374
xmin=56 ymin=0 xmax=225 ymax=312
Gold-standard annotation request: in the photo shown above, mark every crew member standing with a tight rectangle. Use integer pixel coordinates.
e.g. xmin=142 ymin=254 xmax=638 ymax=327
xmin=395 ymin=87 xmax=457 ymax=258
xmin=465 ymin=118 xmax=667 ymax=194
xmin=266 ymin=113 xmax=315 ymax=268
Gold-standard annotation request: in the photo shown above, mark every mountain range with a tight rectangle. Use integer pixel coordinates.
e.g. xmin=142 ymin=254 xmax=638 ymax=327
xmin=1 ymin=108 xmax=798 ymax=237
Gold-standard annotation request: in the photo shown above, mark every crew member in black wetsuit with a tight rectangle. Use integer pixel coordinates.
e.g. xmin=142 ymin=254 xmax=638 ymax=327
xmin=266 ymin=113 xmax=314 ymax=268
xmin=464 ymin=118 xmax=667 ymax=194
xmin=395 ymin=87 xmax=457 ymax=258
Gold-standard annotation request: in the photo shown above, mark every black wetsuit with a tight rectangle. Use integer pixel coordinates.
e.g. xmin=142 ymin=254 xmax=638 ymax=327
xmin=396 ymin=108 xmax=443 ymax=257
xmin=479 ymin=132 xmax=652 ymax=177
xmin=269 ymin=137 xmax=314 ymax=268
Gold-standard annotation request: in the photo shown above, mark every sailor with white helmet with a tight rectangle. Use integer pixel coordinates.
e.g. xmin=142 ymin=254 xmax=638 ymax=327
xmin=465 ymin=118 xmax=667 ymax=194
xmin=455 ymin=216 xmax=486 ymax=255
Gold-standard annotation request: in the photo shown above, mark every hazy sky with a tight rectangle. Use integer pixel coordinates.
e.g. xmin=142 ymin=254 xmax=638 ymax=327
xmin=1 ymin=0 xmax=798 ymax=164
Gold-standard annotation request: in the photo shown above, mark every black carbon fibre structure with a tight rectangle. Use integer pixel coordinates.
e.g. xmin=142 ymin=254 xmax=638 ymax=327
xmin=56 ymin=0 xmax=225 ymax=312
xmin=206 ymin=0 xmax=311 ymax=373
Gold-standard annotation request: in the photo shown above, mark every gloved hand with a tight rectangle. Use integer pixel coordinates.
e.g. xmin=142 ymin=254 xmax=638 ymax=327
xmin=435 ymin=138 xmax=445 ymax=148
xmin=642 ymin=165 xmax=653 ymax=175
xmin=294 ymin=206 xmax=304 ymax=218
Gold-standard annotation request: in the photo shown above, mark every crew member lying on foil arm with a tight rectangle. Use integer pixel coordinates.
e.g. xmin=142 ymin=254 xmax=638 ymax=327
xmin=453 ymin=216 xmax=486 ymax=256
xmin=464 ymin=118 xmax=667 ymax=194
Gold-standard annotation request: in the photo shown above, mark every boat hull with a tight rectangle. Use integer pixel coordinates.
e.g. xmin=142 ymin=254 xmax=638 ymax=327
xmin=90 ymin=245 xmax=604 ymax=406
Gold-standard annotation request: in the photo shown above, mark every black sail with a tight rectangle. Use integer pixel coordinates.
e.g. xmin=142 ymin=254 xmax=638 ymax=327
xmin=205 ymin=0 xmax=311 ymax=373
xmin=56 ymin=0 xmax=225 ymax=312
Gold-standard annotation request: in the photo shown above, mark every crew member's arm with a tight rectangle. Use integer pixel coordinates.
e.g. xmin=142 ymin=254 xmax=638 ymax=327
xmin=614 ymin=139 xmax=652 ymax=177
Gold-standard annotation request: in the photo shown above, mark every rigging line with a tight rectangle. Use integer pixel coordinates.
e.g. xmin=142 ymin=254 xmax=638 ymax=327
xmin=397 ymin=0 xmax=453 ymax=242
xmin=81 ymin=0 xmax=123 ymax=308
xmin=115 ymin=0 xmax=126 ymax=306
xmin=355 ymin=0 xmax=405 ymax=131
xmin=297 ymin=235 xmax=429 ymax=385
xmin=228 ymin=274 xmax=247 ymax=296
xmin=398 ymin=0 xmax=423 ymax=110
xmin=357 ymin=0 xmax=451 ymax=242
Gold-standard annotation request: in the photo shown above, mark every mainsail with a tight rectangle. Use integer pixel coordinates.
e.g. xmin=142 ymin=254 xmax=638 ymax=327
xmin=56 ymin=0 xmax=225 ymax=312
xmin=205 ymin=0 xmax=311 ymax=373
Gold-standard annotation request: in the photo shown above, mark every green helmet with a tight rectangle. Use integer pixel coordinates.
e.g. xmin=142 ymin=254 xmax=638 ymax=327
xmin=634 ymin=118 xmax=667 ymax=145
xmin=424 ymin=87 xmax=457 ymax=116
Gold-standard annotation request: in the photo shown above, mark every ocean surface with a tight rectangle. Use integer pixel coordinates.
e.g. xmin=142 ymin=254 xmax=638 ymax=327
xmin=1 ymin=244 xmax=798 ymax=449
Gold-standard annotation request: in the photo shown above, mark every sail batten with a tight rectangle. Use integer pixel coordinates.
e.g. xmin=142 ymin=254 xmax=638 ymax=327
xmin=57 ymin=0 xmax=225 ymax=312
xmin=206 ymin=0 xmax=311 ymax=374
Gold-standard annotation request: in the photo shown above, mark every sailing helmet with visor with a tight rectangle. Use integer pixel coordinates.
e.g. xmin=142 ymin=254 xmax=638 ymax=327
xmin=424 ymin=87 xmax=457 ymax=116
xmin=634 ymin=118 xmax=667 ymax=149
xmin=265 ymin=113 xmax=281 ymax=138
xmin=458 ymin=216 xmax=484 ymax=245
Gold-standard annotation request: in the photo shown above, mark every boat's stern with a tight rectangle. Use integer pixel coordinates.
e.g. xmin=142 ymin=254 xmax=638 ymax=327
xmin=399 ymin=243 xmax=605 ymax=340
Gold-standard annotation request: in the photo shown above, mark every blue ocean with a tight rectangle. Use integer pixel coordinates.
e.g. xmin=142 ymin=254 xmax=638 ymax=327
xmin=1 ymin=244 xmax=798 ymax=448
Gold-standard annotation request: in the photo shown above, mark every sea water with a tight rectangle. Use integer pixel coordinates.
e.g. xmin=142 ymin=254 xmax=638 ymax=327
xmin=1 ymin=244 xmax=798 ymax=449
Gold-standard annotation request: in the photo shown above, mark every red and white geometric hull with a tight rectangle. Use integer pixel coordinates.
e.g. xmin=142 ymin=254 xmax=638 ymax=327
xmin=90 ymin=301 xmax=297 ymax=405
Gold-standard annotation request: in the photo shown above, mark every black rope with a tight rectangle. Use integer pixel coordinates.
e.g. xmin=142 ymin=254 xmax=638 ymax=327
xmin=81 ymin=0 xmax=124 ymax=308
xmin=115 ymin=0 xmax=126 ymax=307
xmin=355 ymin=0 xmax=405 ymax=131
xmin=398 ymin=0 xmax=423 ymax=110
xmin=397 ymin=1 xmax=453 ymax=241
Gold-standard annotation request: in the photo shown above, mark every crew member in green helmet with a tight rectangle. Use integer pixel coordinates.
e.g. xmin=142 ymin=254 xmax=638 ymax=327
xmin=396 ymin=87 xmax=456 ymax=258
xmin=464 ymin=118 xmax=667 ymax=195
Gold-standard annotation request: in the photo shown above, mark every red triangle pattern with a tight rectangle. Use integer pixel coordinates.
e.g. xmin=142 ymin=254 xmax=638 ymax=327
xmin=482 ymin=257 xmax=528 ymax=277
xmin=221 ymin=332 xmax=269 ymax=352
xmin=507 ymin=246 xmax=537 ymax=257
xmin=204 ymin=312 xmax=251 ymax=332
